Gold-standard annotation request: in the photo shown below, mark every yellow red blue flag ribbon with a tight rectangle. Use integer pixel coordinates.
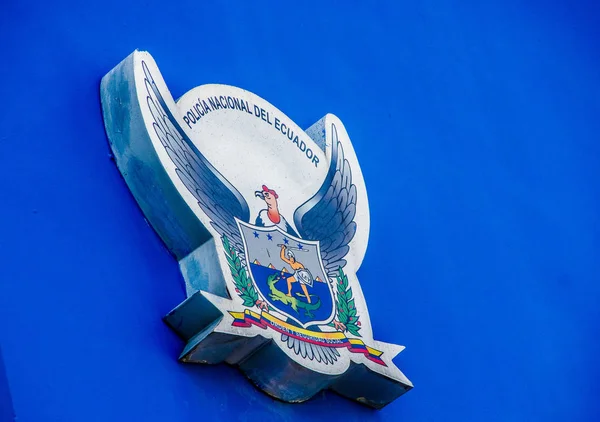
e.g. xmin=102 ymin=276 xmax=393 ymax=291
xmin=229 ymin=309 xmax=386 ymax=366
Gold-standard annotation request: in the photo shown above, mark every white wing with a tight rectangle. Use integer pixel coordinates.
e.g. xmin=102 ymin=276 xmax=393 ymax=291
xmin=142 ymin=60 xmax=250 ymax=255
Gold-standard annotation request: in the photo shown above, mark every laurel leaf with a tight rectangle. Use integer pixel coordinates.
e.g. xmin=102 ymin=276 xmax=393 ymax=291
xmin=346 ymin=324 xmax=362 ymax=337
xmin=225 ymin=254 xmax=236 ymax=266
xmin=241 ymin=270 xmax=250 ymax=283
xmin=242 ymin=298 xmax=255 ymax=307
xmin=338 ymin=308 xmax=349 ymax=324
xmin=222 ymin=235 xmax=231 ymax=251
xmin=342 ymin=295 xmax=350 ymax=312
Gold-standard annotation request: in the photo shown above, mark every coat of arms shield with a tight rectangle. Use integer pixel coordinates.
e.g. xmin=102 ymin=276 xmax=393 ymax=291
xmin=237 ymin=220 xmax=335 ymax=328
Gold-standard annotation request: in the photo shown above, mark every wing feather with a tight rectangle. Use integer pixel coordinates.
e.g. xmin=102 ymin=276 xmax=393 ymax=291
xmin=141 ymin=61 xmax=249 ymax=255
xmin=281 ymin=334 xmax=339 ymax=364
xmin=293 ymin=124 xmax=358 ymax=277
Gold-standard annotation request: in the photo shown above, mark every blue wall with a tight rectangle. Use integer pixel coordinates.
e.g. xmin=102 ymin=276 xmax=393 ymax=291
xmin=1 ymin=1 xmax=599 ymax=421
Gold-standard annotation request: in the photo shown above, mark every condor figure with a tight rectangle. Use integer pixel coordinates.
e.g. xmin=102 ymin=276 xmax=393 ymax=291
xmin=254 ymin=185 xmax=298 ymax=237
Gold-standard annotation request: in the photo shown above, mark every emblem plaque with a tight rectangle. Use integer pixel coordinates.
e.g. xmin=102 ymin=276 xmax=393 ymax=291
xmin=100 ymin=51 xmax=412 ymax=408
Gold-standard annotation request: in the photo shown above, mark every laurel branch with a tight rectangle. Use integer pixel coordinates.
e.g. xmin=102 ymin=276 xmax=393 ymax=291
xmin=329 ymin=267 xmax=362 ymax=337
xmin=222 ymin=235 xmax=259 ymax=307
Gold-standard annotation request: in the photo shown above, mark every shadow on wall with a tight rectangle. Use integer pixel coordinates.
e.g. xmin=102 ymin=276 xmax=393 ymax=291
xmin=0 ymin=346 xmax=15 ymax=421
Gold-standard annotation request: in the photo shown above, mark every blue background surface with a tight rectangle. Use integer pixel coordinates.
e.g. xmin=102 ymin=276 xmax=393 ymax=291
xmin=1 ymin=1 xmax=599 ymax=421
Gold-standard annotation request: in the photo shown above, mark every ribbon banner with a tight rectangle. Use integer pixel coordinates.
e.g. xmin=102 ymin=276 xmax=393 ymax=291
xmin=229 ymin=309 xmax=386 ymax=366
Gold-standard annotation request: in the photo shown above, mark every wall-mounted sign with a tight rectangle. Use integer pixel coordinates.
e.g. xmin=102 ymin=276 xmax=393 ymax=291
xmin=100 ymin=51 xmax=412 ymax=408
